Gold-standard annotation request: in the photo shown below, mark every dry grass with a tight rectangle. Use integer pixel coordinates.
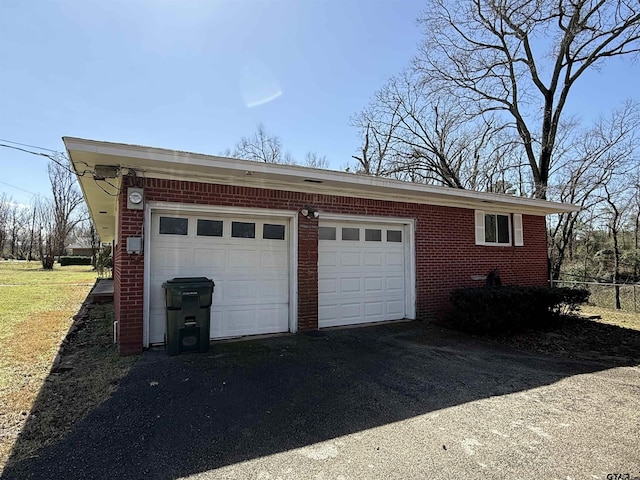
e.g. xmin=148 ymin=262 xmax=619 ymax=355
xmin=580 ymin=305 xmax=640 ymax=331
xmin=0 ymin=261 xmax=97 ymax=469
xmin=3 ymin=303 xmax=137 ymax=468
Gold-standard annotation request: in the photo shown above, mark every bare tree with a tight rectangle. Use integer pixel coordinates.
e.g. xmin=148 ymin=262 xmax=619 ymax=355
xmin=7 ymin=204 xmax=28 ymax=259
xmin=351 ymin=71 xmax=506 ymax=188
xmin=0 ymin=193 xmax=10 ymax=257
xmin=547 ymin=102 xmax=640 ymax=279
xmin=233 ymin=123 xmax=283 ymax=163
xmin=303 ymin=152 xmax=330 ymax=169
xmin=32 ymin=160 xmax=86 ymax=269
xmin=602 ymin=182 xmax=634 ymax=309
xmin=415 ymin=0 xmax=640 ymax=198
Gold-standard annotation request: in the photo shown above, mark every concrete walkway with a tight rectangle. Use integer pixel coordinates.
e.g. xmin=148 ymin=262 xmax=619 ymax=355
xmin=89 ymin=278 xmax=114 ymax=303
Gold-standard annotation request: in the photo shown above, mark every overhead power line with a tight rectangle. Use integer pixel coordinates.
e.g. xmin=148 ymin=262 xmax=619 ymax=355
xmin=0 ymin=142 xmax=88 ymax=177
xmin=0 ymin=138 xmax=62 ymax=154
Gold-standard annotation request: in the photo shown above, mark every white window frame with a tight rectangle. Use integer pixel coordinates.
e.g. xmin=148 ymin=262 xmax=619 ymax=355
xmin=475 ymin=211 xmax=523 ymax=246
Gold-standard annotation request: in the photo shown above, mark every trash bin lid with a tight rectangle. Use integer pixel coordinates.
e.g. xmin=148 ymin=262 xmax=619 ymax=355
xmin=165 ymin=277 xmax=211 ymax=283
xmin=162 ymin=277 xmax=214 ymax=287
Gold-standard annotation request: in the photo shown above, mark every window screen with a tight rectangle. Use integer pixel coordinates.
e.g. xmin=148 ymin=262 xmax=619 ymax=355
xmin=484 ymin=214 xmax=510 ymax=244
xmin=197 ymin=219 xmax=223 ymax=237
xmin=342 ymin=227 xmax=359 ymax=241
xmin=263 ymin=224 xmax=285 ymax=240
xmin=231 ymin=221 xmax=255 ymax=238
xmin=365 ymin=229 xmax=382 ymax=241
xmin=319 ymin=226 xmax=336 ymax=240
xmin=159 ymin=217 xmax=188 ymax=235
xmin=387 ymin=230 xmax=402 ymax=242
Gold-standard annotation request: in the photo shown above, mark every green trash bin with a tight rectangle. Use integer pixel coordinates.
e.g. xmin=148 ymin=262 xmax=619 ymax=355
xmin=162 ymin=277 xmax=215 ymax=356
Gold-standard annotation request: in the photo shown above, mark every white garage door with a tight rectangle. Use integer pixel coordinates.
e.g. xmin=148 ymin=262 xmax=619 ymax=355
xmin=318 ymin=220 xmax=407 ymax=328
xmin=148 ymin=212 xmax=290 ymax=344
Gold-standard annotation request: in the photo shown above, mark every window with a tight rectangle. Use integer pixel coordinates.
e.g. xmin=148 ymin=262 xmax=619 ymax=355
xmin=319 ymin=226 xmax=336 ymax=240
xmin=159 ymin=217 xmax=188 ymax=235
xmin=342 ymin=227 xmax=359 ymax=241
xmin=197 ymin=219 xmax=223 ymax=237
xmin=365 ymin=229 xmax=382 ymax=242
xmin=475 ymin=211 xmax=522 ymax=246
xmin=232 ymin=221 xmax=255 ymax=238
xmin=387 ymin=230 xmax=402 ymax=243
xmin=263 ymin=223 xmax=285 ymax=240
xmin=484 ymin=213 xmax=509 ymax=244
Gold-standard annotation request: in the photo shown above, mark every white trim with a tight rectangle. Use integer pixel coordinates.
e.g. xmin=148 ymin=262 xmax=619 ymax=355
xmin=405 ymin=220 xmax=416 ymax=320
xmin=318 ymin=214 xmax=416 ymax=322
xmin=143 ymin=202 xmax=152 ymax=348
xmin=142 ymin=201 xmax=298 ymax=348
xmin=475 ymin=210 xmax=485 ymax=246
xmin=475 ymin=210 xmax=513 ymax=247
xmin=64 ymin=137 xmax=580 ymax=217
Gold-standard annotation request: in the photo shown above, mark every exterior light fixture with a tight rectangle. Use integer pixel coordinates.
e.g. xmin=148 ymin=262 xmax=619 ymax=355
xmin=300 ymin=205 xmax=319 ymax=219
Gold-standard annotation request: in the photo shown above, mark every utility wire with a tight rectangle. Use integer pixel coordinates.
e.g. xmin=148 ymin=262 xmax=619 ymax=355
xmin=0 ymin=138 xmax=62 ymax=154
xmin=0 ymin=143 xmax=90 ymax=177
xmin=0 ymin=179 xmax=44 ymax=198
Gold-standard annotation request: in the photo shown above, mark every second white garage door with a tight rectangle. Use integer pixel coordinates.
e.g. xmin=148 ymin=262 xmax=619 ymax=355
xmin=318 ymin=220 xmax=408 ymax=328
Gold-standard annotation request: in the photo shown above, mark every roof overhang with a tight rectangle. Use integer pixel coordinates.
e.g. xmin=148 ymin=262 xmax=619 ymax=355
xmin=63 ymin=137 xmax=581 ymax=243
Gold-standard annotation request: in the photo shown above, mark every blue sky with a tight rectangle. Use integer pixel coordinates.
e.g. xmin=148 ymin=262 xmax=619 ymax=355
xmin=1 ymin=0 xmax=638 ymax=206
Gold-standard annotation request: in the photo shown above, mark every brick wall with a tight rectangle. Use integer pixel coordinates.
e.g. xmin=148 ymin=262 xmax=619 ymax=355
xmin=114 ymin=176 xmax=549 ymax=355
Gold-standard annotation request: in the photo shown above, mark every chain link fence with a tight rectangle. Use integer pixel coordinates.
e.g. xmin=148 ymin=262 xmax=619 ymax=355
xmin=551 ymin=279 xmax=639 ymax=313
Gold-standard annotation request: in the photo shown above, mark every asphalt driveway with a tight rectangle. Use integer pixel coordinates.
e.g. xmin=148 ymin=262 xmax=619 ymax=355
xmin=3 ymin=321 xmax=639 ymax=480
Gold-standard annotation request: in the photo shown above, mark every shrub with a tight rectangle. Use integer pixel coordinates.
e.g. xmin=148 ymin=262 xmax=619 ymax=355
xmin=60 ymin=256 xmax=92 ymax=266
xmin=448 ymin=286 xmax=589 ymax=334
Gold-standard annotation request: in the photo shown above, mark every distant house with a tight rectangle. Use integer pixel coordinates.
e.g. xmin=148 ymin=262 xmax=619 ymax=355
xmin=66 ymin=243 xmax=94 ymax=257
xmin=64 ymin=137 xmax=580 ymax=356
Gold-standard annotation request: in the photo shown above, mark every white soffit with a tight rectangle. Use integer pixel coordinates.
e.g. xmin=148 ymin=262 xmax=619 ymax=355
xmin=64 ymin=137 xmax=580 ymax=242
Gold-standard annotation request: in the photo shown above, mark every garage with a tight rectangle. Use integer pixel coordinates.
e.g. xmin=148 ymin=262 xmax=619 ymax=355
xmin=147 ymin=210 xmax=292 ymax=344
xmin=318 ymin=219 xmax=413 ymax=328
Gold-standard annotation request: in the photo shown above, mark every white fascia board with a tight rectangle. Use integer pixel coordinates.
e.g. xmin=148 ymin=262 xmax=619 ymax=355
xmin=63 ymin=137 xmax=581 ymax=216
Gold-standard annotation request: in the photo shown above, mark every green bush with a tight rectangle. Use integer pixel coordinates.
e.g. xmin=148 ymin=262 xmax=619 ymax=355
xmin=448 ymin=286 xmax=589 ymax=334
xmin=60 ymin=256 xmax=92 ymax=266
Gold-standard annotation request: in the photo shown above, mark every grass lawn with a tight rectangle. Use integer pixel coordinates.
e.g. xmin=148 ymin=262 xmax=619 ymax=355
xmin=580 ymin=304 xmax=640 ymax=331
xmin=0 ymin=261 xmax=97 ymax=468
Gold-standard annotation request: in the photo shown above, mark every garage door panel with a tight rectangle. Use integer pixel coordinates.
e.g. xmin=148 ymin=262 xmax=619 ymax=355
xmin=340 ymin=252 xmax=361 ymax=267
xmin=386 ymin=276 xmax=404 ymax=291
xmin=227 ymin=250 xmax=258 ymax=269
xmin=386 ymin=252 xmax=404 ymax=267
xmin=223 ymin=279 xmax=257 ymax=301
xmin=340 ymin=277 xmax=361 ymax=294
xmin=154 ymin=248 xmax=192 ymax=268
xmin=365 ymin=301 xmax=384 ymax=316
xmin=340 ymin=302 xmax=362 ymax=320
xmin=318 ymin=251 xmax=337 ymax=266
xmin=364 ymin=252 xmax=384 ymax=266
xmin=318 ymin=304 xmax=337 ymax=322
xmin=386 ymin=299 xmax=405 ymax=316
xmin=364 ymin=276 xmax=383 ymax=292
xmin=193 ymin=248 xmax=226 ymax=268
xmin=257 ymin=279 xmax=289 ymax=300
xmin=260 ymin=251 xmax=287 ymax=269
xmin=318 ymin=278 xmax=337 ymax=295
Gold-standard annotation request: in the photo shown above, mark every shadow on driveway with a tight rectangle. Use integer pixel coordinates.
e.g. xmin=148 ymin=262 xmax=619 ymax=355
xmin=3 ymin=320 xmax=639 ymax=479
